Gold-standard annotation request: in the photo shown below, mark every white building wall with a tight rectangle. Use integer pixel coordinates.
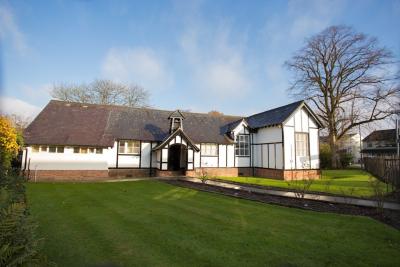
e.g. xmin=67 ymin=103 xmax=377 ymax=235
xmin=24 ymin=146 xmax=111 ymax=170
xmin=201 ymin=157 xmax=218 ymax=167
xmin=251 ymin=126 xmax=283 ymax=169
xmin=140 ymin=142 xmax=151 ymax=168
xmin=226 ymin=145 xmax=235 ymax=167
xmin=253 ymin=127 xmax=282 ymax=143
xmin=218 ymin=145 xmax=227 ymax=167
xmin=283 ymin=126 xmax=295 ymax=169
xmin=309 ymin=128 xmax=319 ymax=169
xmin=236 ymin=157 xmax=250 ymax=167
xmin=194 ymin=144 xmax=201 ymax=168
xmin=232 ymin=121 xmax=250 ymax=167
xmin=118 ymin=155 xmax=140 ymax=168
xmin=283 ymin=106 xmax=320 ymax=170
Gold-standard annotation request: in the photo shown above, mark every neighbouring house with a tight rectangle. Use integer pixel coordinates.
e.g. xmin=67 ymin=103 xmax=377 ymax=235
xmin=320 ymin=133 xmax=362 ymax=163
xmin=22 ymin=100 xmax=322 ymax=181
xmin=361 ymin=129 xmax=398 ymax=157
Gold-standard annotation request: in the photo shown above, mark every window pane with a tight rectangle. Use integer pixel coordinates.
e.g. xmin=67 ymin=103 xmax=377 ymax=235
xmin=295 ymin=133 xmax=309 ymax=157
xmin=89 ymin=148 xmax=95 ymax=153
xmin=32 ymin=146 xmax=39 ymax=153
xmin=80 ymin=147 xmax=88 ymax=154
xmin=235 ymin=135 xmax=249 ymax=156
xmin=201 ymin=143 xmax=217 ymax=156
xmin=49 ymin=146 xmax=56 ymax=153
xmin=96 ymin=148 xmax=102 ymax=154
xmin=74 ymin=147 xmax=80 ymax=153
xmin=119 ymin=141 xmax=126 ymax=153
xmin=57 ymin=147 xmax=64 ymax=153
xmin=40 ymin=146 xmax=47 ymax=152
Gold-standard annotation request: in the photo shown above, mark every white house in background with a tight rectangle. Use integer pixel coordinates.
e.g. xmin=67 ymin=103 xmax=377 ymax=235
xmin=321 ymin=133 xmax=362 ymax=163
xmin=22 ymin=100 xmax=322 ymax=181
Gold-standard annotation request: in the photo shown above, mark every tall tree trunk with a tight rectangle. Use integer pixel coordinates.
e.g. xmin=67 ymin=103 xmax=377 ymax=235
xmin=329 ymin=133 xmax=340 ymax=169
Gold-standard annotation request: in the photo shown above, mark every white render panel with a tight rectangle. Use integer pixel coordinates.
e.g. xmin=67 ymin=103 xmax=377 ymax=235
xmin=218 ymin=145 xmax=227 ymax=167
xmin=201 ymin=157 xmax=218 ymax=167
xmin=176 ymin=135 xmax=182 ymax=143
xmin=283 ymin=126 xmax=295 ymax=170
xmin=108 ymin=142 xmax=117 ymax=167
xmin=309 ymin=128 xmax=320 ymax=169
xmin=162 ymin=148 xmax=168 ymax=162
xmin=301 ymin=109 xmax=309 ymax=132
xmin=268 ymin=145 xmax=275 ymax=168
xmin=161 ymin=163 xmax=168 ymax=170
xmin=226 ymin=145 xmax=235 ymax=167
xmin=236 ymin=156 xmax=250 ymax=167
xmin=275 ymin=144 xmax=283 ymax=169
xmin=140 ymin=142 xmax=151 ymax=168
xmin=253 ymin=145 xmax=261 ymax=167
xmin=294 ymin=109 xmax=302 ymax=132
xmin=188 ymin=149 xmax=194 ymax=162
xmin=194 ymin=144 xmax=201 ymax=168
xmin=285 ymin=116 xmax=294 ymax=126
xmin=253 ymin=127 xmax=282 ymax=144
xmin=25 ymin=146 xmax=111 ymax=170
xmin=155 ymin=150 xmax=160 ymax=169
xmin=118 ymin=155 xmax=140 ymax=168
xmin=262 ymin=145 xmax=269 ymax=168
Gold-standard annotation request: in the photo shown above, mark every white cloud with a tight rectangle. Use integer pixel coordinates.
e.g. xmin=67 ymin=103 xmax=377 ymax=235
xmin=0 ymin=3 xmax=28 ymax=54
xmin=0 ymin=97 xmax=41 ymax=120
xmin=180 ymin=21 xmax=251 ymax=98
xmin=101 ymin=47 xmax=173 ymax=91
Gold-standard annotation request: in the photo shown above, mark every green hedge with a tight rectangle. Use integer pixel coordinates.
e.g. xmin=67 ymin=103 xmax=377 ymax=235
xmin=0 ymin=169 xmax=54 ymax=266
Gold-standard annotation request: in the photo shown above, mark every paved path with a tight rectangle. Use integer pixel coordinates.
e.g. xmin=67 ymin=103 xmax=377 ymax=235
xmin=181 ymin=177 xmax=400 ymax=211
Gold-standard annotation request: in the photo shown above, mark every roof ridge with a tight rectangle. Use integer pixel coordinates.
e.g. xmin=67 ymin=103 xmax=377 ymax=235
xmin=49 ymin=99 xmax=242 ymax=119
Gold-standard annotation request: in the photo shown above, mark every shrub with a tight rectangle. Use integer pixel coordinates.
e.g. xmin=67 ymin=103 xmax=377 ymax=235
xmin=319 ymin=143 xmax=332 ymax=169
xmin=0 ymin=116 xmax=19 ymax=171
xmin=340 ymin=152 xmax=353 ymax=168
xmin=0 ymin=170 xmax=53 ymax=266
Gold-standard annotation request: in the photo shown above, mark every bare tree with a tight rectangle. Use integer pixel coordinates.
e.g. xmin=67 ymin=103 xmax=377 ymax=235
xmin=286 ymin=25 xmax=400 ymax=168
xmin=51 ymin=79 xmax=150 ymax=107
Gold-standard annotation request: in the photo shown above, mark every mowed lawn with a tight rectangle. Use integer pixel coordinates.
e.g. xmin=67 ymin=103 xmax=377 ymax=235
xmin=216 ymin=169 xmax=388 ymax=197
xmin=27 ymin=181 xmax=400 ymax=267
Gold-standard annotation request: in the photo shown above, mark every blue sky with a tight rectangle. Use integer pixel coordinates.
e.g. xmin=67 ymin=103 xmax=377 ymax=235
xmin=0 ymin=0 xmax=399 ymax=119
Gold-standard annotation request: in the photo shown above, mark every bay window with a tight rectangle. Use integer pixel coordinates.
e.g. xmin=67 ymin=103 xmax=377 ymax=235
xmin=235 ymin=135 xmax=250 ymax=156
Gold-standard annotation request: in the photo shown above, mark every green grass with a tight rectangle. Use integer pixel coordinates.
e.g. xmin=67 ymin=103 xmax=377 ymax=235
xmin=27 ymin=181 xmax=400 ymax=267
xmin=215 ymin=169 xmax=389 ymax=197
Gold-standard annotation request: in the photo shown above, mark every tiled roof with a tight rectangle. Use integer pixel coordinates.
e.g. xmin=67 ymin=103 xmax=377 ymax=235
xmin=24 ymin=99 xmax=322 ymax=147
xmin=246 ymin=100 xmax=305 ymax=128
xmin=363 ymin=129 xmax=397 ymax=142
xmin=24 ymin=100 xmax=241 ymax=146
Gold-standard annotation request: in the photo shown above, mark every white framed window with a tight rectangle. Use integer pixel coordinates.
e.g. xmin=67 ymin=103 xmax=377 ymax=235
xmin=119 ymin=140 xmax=140 ymax=154
xmin=235 ymin=135 xmax=250 ymax=156
xmin=201 ymin=143 xmax=218 ymax=156
xmin=295 ymin=133 xmax=309 ymax=157
xmin=73 ymin=147 xmax=103 ymax=154
xmin=40 ymin=146 xmax=48 ymax=152
xmin=32 ymin=146 xmax=40 ymax=153
xmin=49 ymin=146 xmax=64 ymax=153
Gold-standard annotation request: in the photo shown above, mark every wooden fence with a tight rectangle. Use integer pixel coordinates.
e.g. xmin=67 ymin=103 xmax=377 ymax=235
xmin=363 ymin=157 xmax=400 ymax=190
